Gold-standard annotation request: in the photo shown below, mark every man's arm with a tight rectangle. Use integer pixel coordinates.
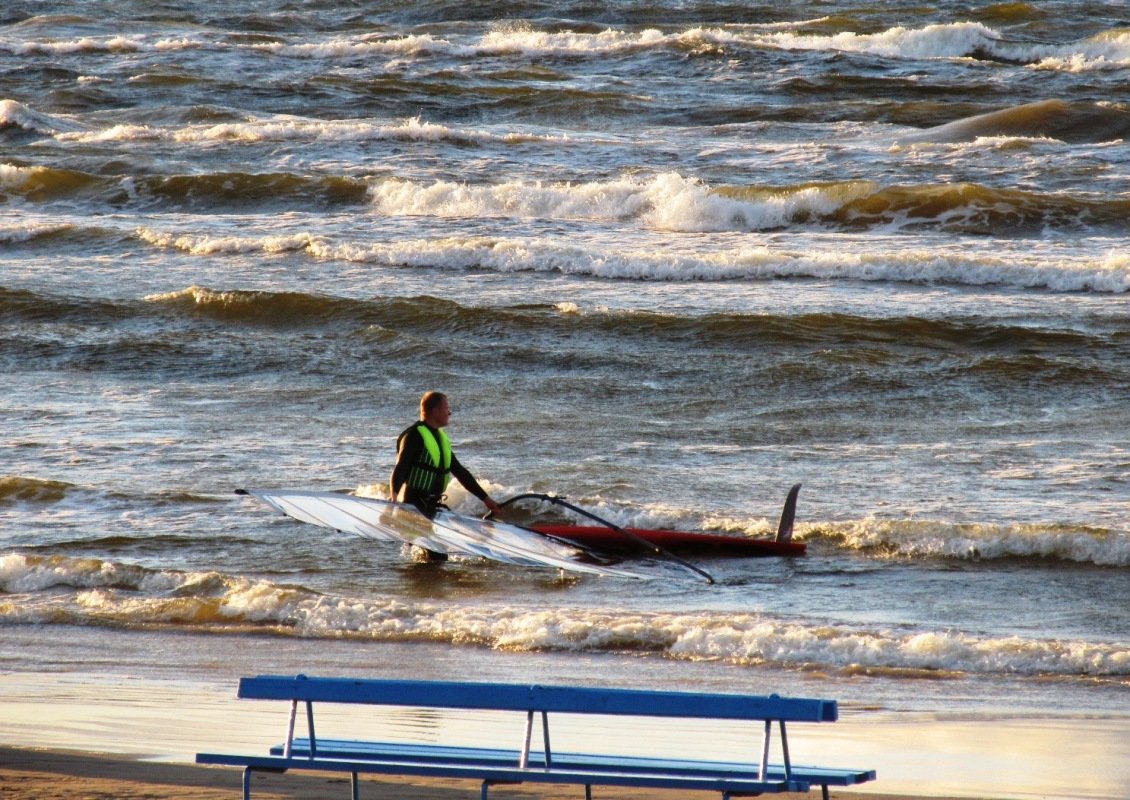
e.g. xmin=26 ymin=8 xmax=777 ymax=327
xmin=450 ymin=454 xmax=502 ymax=514
xmin=449 ymin=454 xmax=488 ymax=500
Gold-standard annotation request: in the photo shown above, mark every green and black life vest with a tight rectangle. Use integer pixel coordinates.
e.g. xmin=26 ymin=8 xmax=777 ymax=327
xmin=405 ymin=423 xmax=452 ymax=496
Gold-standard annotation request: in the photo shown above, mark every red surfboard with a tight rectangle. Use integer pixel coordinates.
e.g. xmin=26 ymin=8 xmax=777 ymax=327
xmin=513 ymin=484 xmax=804 ymax=559
xmin=528 ymin=523 xmax=805 ymax=557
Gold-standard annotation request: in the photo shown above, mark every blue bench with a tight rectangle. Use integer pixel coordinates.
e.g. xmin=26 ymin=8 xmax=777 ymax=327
xmin=195 ymin=675 xmax=876 ymax=800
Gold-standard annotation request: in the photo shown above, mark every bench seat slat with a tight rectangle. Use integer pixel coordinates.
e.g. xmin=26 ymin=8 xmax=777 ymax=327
xmin=238 ymin=676 xmax=837 ymax=723
xmin=195 ymin=752 xmax=811 ymax=794
xmin=271 ymin=739 xmax=876 ymax=786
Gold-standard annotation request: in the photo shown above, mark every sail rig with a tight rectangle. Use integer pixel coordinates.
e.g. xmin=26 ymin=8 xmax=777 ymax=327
xmin=236 ymin=489 xmax=711 ymax=582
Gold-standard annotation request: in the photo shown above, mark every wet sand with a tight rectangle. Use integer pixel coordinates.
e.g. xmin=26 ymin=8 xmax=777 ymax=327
xmin=0 ymin=747 xmax=967 ymax=800
xmin=2 ymin=670 xmax=1126 ymax=799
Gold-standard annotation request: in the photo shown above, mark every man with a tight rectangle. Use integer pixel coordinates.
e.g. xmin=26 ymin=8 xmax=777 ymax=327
xmin=389 ymin=391 xmax=502 ymax=519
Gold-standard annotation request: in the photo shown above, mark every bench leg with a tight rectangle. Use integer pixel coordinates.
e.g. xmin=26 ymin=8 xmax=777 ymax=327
xmin=242 ymin=768 xmax=252 ymax=800
xmin=352 ymin=771 xmax=360 ymax=800
xmin=822 ymin=785 xmax=829 ymax=800
xmin=585 ymin=784 xmax=592 ymax=800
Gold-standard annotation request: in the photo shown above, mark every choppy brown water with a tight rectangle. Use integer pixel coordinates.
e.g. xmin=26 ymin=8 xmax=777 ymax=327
xmin=3 ymin=7 xmax=1130 ymax=797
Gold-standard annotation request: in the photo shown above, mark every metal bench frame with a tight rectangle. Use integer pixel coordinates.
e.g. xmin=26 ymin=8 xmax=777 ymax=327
xmin=196 ymin=675 xmax=875 ymax=800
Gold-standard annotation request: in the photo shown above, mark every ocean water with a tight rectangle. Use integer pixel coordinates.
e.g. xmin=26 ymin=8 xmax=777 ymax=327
xmin=3 ymin=1 xmax=1130 ymax=797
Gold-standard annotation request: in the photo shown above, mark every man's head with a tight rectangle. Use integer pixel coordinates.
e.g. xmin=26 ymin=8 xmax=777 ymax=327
xmin=419 ymin=391 xmax=451 ymax=428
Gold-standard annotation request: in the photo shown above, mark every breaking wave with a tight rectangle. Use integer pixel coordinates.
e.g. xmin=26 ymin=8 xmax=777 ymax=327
xmin=750 ymin=21 xmax=1130 ymax=70
xmin=1 ymin=34 xmax=200 ymax=57
xmin=134 ymin=226 xmax=1130 ymax=291
xmin=9 ymin=21 xmax=1124 ymax=71
xmin=142 ymin=285 xmax=372 ymax=326
xmin=8 ymin=284 xmax=1130 ymax=375
xmin=0 ymin=98 xmax=86 ymax=135
xmin=0 ymin=163 xmax=369 ymax=208
xmin=364 ymin=173 xmax=1130 ymax=235
xmin=52 ymin=114 xmax=576 ymax=147
xmin=809 ymin=520 xmax=1130 ymax=567
xmin=1 ymin=552 xmax=1126 ymax=678
xmin=0 ymin=220 xmax=88 ymax=246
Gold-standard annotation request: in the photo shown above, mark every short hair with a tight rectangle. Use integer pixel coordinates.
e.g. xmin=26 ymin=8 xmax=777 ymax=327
xmin=419 ymin=391 xmax=447 ymax=418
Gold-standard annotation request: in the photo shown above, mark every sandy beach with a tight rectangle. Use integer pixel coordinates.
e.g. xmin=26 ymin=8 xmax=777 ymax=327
xmin=0 ymin=746 xmax=967 ymax=800
xmin=2 ymin=662 xmax=1128 ymax=800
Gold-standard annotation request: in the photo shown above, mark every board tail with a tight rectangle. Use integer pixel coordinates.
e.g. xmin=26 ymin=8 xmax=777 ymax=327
xmin=774 ymin=484 xmax=802 ymax=543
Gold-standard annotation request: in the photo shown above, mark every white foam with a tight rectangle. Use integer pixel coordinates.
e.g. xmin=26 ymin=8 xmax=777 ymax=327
xmin=251 ymin=33 xmax=455 ymax=59
xmin=312 ymin=232 xmax=1130 ymax=292
xmin=478 ymin=26 xmax=667 ymax=56
xmin=0 ymin=99 xmax=86 ymax=134
xmin=824 ymin=518 xmax=1130 ymax=567
xmin=756 ymin=21 xmax=1003 ymax=59
xmin=0 ymin=163 xmax=41 ymax=190
xmin=0 ymin=552 xmax=146 ymax=593
xmin=238 ymin=21 xmax=1121 ymax=74
xmin=5 ymin=22 xmax=1125 ymax=72
xmin=1031 ymin=31 xmax=1130 ymax=71
xmin=5 ymin=35 xmax=199 ymax=56
xmin=3 ymin=552 xmax=1127 ymax=677
xmin=365 ymin=172 xmax=859 ymax=232
xmin=747 ymin=22 xmax=1130 ymax=70
xmin=55 ymin=114 xmax=574 ymax=146
xmin=129 ymin=214 xmax=1130 ymax=293
xmin=136 ymin=228 xmax=321 ymax=256
xmin=228 ymin=22 xmax=1129 ymax=73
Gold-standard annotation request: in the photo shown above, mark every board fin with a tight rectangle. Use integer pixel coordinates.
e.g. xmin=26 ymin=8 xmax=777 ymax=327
xmin=774 ymin=484 xmax=802 ymax=543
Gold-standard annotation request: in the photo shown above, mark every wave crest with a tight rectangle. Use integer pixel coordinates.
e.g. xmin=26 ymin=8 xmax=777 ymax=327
xmin=54 ymin=114 xmax=570 ymax=147
xmin=132 ymin=228 xmax=1130 ymax=291
xmin=232 ymin=22 xmax=1130 ymax=72
xmin=2 ymin=552 xmax=1127 ymax=678
xmin=812 ymin=519 xmax=1130 ymax=566
xmin=0 ymin=98 xmax=86 ymax=134
xmin=0 ymin=476 xmax=73 ymax=504
xmin=365 ymin=173 xmax=1130 ymax=236
xmin=143 ymin=285 xmax=366 ymax=326
xmin=898 ymin=100 xmax=1130 ymax=144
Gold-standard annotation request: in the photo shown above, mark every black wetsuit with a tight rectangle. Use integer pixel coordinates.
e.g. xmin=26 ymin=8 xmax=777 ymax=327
xmin=390 ymin=422 xmax=490 ymax=518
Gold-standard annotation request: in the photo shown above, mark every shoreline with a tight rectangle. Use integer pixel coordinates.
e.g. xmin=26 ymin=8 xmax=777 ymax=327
xmin=0 ymin=746 xmax=971 ymax=800
xmin=3 ymin=666 xmax=1129 ymax=800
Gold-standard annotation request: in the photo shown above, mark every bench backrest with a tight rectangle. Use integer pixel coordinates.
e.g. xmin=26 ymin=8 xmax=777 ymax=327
xmin=238 ymin=675 xmax=837 ymax=723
